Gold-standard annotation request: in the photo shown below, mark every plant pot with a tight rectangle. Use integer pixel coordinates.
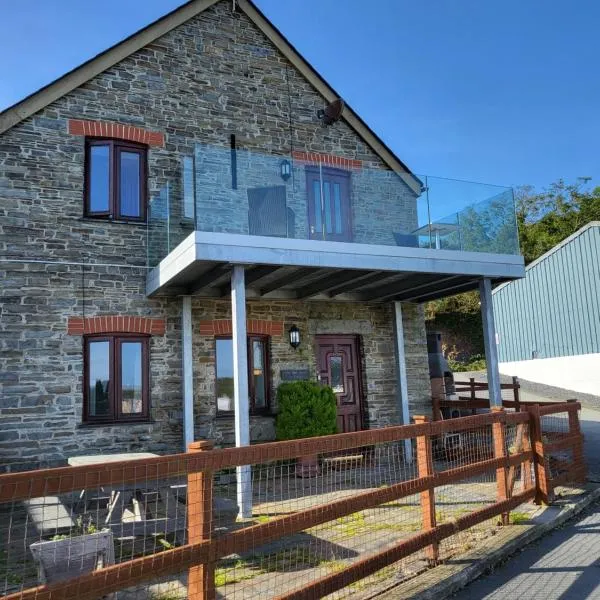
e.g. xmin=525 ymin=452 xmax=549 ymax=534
xmin=296 ymin=454 xmax=320 ymax=478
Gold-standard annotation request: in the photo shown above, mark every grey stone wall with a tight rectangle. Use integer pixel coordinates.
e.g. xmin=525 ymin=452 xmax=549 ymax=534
xmin=0 ymin=263 xmax=184 ymax=472
xmin=191 ymin=300 xmax=431 ymax=447
xmin=0 ymin=0 xmax=431 ymax=471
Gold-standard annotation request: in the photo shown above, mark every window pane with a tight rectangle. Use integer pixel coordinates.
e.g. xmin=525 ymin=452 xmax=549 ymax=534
xmin=120 ymin=151 xmax=141 ymax=217
xmin=183 ymin=156 xmax=195 ymax=219
xmin=121 ymin=342 xmax=143 ymax=414
xmin=312 ymin=180 xmax=322 ymax=234
xmin=330 ymin=355 xmax=344 ymax=393
xmin=333 ymin=183 xmax=342 ymax=234
xmin=88 ymin=341 xmax=110 ymax=417
xmin=89 ymin=145 xmax=110 ymax=212
xmin=252 ymin=340 xmax=266 ymax=409
xmin=216 ymin=339 xmax=234 ymax=412
xmin=323 ymin=182 xmax=332 ymax=234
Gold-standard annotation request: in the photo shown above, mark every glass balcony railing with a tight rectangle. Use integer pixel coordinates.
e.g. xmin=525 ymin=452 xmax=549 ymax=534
xmin=147 ymin=143 xmax=519 ymax=268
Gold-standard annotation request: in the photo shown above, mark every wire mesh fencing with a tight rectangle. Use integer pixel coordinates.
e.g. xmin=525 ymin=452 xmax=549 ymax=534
xmin=0 ymin=404 xmax=585 ymax=600
xmin=534 ymin=401 xmax=586 ymax=501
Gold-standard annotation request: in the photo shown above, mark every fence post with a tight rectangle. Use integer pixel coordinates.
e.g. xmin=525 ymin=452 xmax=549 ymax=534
xmin=491 ymin=407 xmax=509 ymax=525
xmin=526 ymin=404 xmax=551 ymax=504
xmin=567 ymin=399 xmax=587 ymax=483
xmin=188 ymin=440 xmax=215 ymax=600
xmin=470 ymin=377 xmax=476 ymax=415
xmin=521 ymin=418 xmax=534 ymax=492
xmin=512 ymin=376 xmax=520 ymax=412
xmin=414 ymin=415 xmax=438 ymax=564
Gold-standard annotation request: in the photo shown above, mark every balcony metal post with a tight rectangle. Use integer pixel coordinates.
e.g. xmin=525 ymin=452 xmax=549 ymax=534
xmin=166 ymin=181 xmax=171 ymax=253
xmin=393 ymin=301 xmax=413 ymax=463
xmin=182 ymin=295 xmax=195 ymax=451
xmin=480 ymin=277 xmax=502 ymax=408
xmin=231 ymin=265 xmax=252 ymax=518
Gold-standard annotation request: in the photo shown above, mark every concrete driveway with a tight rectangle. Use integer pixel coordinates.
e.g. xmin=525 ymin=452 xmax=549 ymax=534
xmin=451 ymin=375 xmax=600 ymax=599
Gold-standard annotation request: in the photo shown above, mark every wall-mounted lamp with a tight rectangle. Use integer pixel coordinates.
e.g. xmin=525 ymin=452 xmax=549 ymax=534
xmin=288 ymin=325 xmax=300 ymax=349
xmin=280 ymin=159 xmax=291 ymax=182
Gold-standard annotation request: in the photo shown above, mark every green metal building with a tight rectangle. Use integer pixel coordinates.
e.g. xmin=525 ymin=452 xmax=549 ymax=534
xmin=493 ymin=221 xmax=600 ymax=364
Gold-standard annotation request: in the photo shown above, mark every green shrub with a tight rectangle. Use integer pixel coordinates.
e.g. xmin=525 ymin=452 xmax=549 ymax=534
xmin=447 ymin=354 xmax=487 ymax=372
xmin=275 ymin=381 xmax=337 ymax=441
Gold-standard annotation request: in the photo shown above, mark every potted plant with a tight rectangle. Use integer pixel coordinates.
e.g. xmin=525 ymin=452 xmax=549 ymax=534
xmin=275 ymin=381 xmax=337 ymax=477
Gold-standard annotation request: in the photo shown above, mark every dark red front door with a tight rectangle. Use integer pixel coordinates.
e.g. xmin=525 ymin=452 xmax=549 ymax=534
xmin=306 ymin=167 xmax=352 ymax=242
xmin=316 ymin=335 xmax=363 ymax=433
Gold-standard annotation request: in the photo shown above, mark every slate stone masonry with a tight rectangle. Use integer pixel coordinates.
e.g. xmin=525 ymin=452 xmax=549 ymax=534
xmin=0 ymin=1 xmax=431 ymax=471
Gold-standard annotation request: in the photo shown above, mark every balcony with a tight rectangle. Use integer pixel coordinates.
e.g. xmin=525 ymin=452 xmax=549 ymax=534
xmin=146 ymin=144 xmax=524 ymax=301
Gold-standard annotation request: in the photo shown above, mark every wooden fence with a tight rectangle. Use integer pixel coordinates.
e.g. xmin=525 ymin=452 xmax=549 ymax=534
xmin=432 ymin=376 xmax=563 ymax=420
xmin=0 ymin=402 xmax=586 ymax=600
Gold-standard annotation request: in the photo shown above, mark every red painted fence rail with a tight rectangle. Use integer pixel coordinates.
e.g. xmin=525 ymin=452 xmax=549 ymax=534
xmin=0 ymin=403 xmax=586 ymax=600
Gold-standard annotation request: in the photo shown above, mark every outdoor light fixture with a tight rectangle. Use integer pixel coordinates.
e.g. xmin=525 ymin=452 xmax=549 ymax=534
xmin=289 ymin=325 xmax=300 ymax=349
xmin=280 ymin=159 xmax=291 ymax=181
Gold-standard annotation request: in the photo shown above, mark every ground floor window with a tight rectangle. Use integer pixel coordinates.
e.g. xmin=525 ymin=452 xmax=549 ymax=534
xmin=84 ymin=335 xmax=150 ymax=423
xmin=216 ymin=335 xmax=270 ymax=415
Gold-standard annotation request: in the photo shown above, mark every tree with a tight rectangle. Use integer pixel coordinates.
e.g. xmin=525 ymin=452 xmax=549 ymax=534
xmin=426 ymin=179 xmax=600 ymax=361
xmin=516 ymin=180 xmax=600 ymax=264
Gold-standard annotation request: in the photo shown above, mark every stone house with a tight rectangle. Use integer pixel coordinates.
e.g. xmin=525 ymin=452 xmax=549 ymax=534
xmin=0 ymin=0 xmax=524 ymax=472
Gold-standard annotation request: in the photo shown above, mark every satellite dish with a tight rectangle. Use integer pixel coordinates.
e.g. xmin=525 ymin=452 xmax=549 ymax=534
xmin=317 ymin=98 xmax=345 ymax=126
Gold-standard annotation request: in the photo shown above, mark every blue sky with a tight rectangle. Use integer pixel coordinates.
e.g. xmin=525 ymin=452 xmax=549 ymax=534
xmin=0 ymin=0 xmax=598 ymax=189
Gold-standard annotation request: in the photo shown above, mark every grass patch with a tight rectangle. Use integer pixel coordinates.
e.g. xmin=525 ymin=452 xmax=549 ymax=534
xmin=214 ymin=546 xmax=329 ymax=587
xmin=258 ymin=547 xmax=325 ymax=572
xmin=215 ymin=560 xmax=260 ymax=587
xmin=0 ymin=549 xmax=36 ymax=587
xmin=254 ymin=515 xmax=272 ymax=524
xmin=335 ymin=511 xmax=367 ymax=536
xmin=367 ymin=521 xmax=421 ymax=533
xmin=510 ymin=511 xmax=531 ymax=525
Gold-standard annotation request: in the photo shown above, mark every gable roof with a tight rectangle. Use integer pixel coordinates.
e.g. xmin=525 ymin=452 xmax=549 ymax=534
xmin=0 ymin=0 xmax=420 ymax=193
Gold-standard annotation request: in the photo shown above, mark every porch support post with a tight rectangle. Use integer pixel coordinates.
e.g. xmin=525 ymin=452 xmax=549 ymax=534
xmin=182 ymin=295 xmax=195 ymax=451
xmin=393 ymin=301 xmax=413 ymax=463
xmin=231 ymin=265 xmax=252 ymax=518
xmin=479 ymin=278 xmax=502 ymax=408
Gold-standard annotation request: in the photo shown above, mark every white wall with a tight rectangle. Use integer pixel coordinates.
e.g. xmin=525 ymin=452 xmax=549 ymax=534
xmin=499 ymin=353 xmax=600 ymax=397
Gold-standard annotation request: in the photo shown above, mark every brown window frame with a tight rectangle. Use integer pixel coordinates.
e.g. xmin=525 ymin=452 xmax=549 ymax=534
xmin=215 ymin=335 xmax=271 ymax=417
xmin=83 ymin=334 xmax=150 ymax=424
xmin=84 ymin=138 xmax=148 ymax=222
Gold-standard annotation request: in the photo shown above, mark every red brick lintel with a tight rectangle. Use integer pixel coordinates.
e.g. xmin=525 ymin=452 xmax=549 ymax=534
xmin=67 ymin=119 xmax=164 ymax=147
xmin=199 ymin=320 xmax=285 ymax=336
xmin=292 ymin=150 xmax=362 ymax=170
xmin=67 ymin=316 xmax=166 ymax=336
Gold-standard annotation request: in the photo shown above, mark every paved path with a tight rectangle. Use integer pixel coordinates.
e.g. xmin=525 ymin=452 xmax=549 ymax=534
xmin=450 ymin=386 xmax=600 ymax=599
xmin=452 ymin=502 xmax=600 ymax=599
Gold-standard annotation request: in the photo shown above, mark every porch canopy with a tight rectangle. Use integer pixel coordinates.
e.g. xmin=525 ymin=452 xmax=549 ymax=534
xmin=156 ymin=231 xmax=524 ymax=518
xmin=146 ymin=231 xmax=524 ymax=301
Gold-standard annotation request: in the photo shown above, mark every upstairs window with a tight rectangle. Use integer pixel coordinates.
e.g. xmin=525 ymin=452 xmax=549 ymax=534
xmin=85 ymin=139 xmax=147 ymax=221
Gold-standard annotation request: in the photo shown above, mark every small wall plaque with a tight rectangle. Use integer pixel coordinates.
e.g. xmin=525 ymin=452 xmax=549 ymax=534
xmin=280 ymin=368 xmax=311 ymax=382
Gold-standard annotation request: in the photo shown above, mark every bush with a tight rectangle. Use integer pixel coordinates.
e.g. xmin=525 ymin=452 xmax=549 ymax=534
xmin=447 ymin=354 xmax=487 ymax=372
xmin=275 ymin=381 xmax=337 ymax=441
